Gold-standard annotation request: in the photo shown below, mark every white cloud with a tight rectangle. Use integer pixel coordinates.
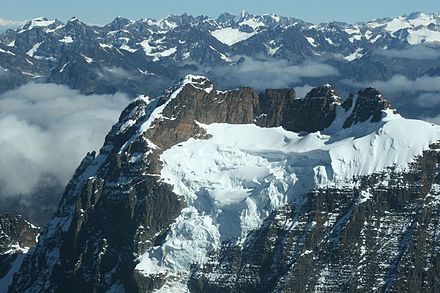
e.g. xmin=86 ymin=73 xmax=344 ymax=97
xmin=194 ymin=57 xmax=339 ymax=90
xmin=345 ymin=75 xmax=440 ymax=94
xmin=99 ymin=66 xmax=133 ymax=81
xmin=0 ymin=83 xmax=130 ymax=197
xmin=377 ymin=45 xmax=440 ymax=60
xmin=415 ymin=92 xmax=440 ymax=108
xmin=0 ymin=18 xmax=26 ymax=27
xmin=293 ymin=84 xmax=315 ymax=98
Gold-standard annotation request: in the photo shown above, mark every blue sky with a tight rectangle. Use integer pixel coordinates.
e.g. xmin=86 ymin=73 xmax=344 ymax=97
xmin=3 ymin=0 xmax=440 ymax=24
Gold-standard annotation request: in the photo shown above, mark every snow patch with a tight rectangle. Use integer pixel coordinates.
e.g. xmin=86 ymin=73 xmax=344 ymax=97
xmin=81 ymin=54 xmax=94 ymax=63
xmin=211 ymin=28 xmax=257 ymax=46
xmin=99 ymin=43 xmax=113 ymax=50
xmin=26 ymin=42 xmax=43 ymax=57
xmin=59 ymin=36 xmax=73 ymax=44
xmin=59 ymin=62 xmax=69 ymax=73
xmin=306 ymin=37 xmax=317 ymax=47
xmin=139 ymin=39 xmax=177 ymax=61
xmin=406 ymin=28 xmax=440 ymax=44
xmin=0 ymin=47 xmax=15 ymax=56
xmin=120 ymin=44 xmax=137 ymax=53
xmin=240 ymin=18 xmax=265 ymax=29
xmin=343 ymin=48 xmax=365 ymax=62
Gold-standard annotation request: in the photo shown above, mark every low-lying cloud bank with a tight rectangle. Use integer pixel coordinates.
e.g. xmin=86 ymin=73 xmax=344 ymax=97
xmin=192 ymin=57 xmax=339 ymax=91
xmin=0 ymin=83 xmax=129 ymax=222
xmin=377 ymin=45 xmax=440 ymax=60
xmin=0 ymin=18 xmax=26 ymax=27
xmin=347 ymin=75 xmax=440 ymax=94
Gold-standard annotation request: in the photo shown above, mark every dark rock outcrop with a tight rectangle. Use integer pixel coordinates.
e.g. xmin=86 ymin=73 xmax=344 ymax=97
xmin=0 ymin=213 xmax=39 ymax=282
xmin=343 ymin=87 xmax=393 ymax=128
xmin=0 ymin=213 xmax=39 ymax=254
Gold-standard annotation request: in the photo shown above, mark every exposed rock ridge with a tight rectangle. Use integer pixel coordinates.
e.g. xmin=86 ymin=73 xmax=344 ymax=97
xmin=343 ymin=87 xmax=393 ymax=128
xmin=0 ymin=213 xmax=39 ymax=255
xmin=0 ymin=213 xmax=39 ymax=290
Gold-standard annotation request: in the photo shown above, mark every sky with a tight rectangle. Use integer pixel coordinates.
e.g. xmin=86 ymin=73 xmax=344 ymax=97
xmin=2 ymin=0 xmax=440 ymax=25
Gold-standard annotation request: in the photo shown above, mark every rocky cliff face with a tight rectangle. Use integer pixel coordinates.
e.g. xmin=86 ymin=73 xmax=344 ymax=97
xmin=0 ymin=213 xmax=39 ymax=291
xmin=5 ymin=75 xmax=440 ymax=292
xmin=0 ymin=213 xmax=39 ymax=255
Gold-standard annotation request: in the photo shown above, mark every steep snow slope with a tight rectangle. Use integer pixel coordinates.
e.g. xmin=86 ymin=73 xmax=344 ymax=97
xmin=136 ymin=90 xmax=440 ymax=290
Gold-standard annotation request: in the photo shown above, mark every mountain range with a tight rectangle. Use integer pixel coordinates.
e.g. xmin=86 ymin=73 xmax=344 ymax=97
xmin=1 ymin=11 xmax=440 ymax=118
xmin=1 ymin=11 xmax=440 ymax=292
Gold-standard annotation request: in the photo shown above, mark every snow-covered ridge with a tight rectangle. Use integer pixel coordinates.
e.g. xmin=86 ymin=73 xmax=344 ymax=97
xmin=134 ymin=76 xmax=440 ymax=290
xmin=365 ymin=12 xmax=440 ymax=44
xmin=9 ymin=11 xmax=440 ymax=51
xmin=2 ymin=10 xmax=439 ymax=78
xmin=18 ymin=17 xmax=56 ymax=33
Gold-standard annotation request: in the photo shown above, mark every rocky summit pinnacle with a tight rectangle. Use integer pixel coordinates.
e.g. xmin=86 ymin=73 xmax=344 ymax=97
xmin=3 ymin=76 xmax=440 ymax=292
xmin=343 ymin=87 xmax=393 ymax=128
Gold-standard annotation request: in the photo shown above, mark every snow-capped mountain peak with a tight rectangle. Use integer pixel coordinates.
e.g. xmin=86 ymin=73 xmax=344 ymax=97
xmin=8 ymin=75 xmax=440 ymax=292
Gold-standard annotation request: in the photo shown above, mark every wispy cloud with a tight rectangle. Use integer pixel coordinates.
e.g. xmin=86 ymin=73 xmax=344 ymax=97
xmin=345 ymin=75 xmax=440 ymax=94
xmin=293 ymin=84 xmax=315 ymax=98
xmin=190 ymin=57 xmax=339 ymax=91
xmin=99 ymin=66 xmax=134 ymax=81
xmin=0 ymin=17 xmax=26 ymax=27
xmin=377 ymin=45 xmax=440 ymax=60
xmin=415 ymin=92 xmax=440 ymax=108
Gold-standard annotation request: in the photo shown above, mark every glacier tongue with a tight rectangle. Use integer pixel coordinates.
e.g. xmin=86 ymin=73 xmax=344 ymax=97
xmin=136 ymin=108 xmax=440 ymax=289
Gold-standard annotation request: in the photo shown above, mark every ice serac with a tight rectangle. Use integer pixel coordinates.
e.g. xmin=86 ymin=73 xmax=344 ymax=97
xmin=7 ymin=75 xmax=440 ymax=292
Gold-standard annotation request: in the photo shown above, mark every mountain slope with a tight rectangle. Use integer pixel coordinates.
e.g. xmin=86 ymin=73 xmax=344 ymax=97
xmin=6 ymin=76 xmax=440 ymax=292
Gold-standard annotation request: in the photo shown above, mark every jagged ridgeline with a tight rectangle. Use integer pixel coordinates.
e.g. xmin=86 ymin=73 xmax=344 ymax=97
xmin=3 ymin=75 xmax=440 ymax=292
xmin=2 ymin=12 xmax=440 ymax=107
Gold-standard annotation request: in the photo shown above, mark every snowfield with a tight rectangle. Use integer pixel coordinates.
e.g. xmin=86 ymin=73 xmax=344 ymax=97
xmin=136 ymin=95 xmax=440 ymax=290
xmin=211 ymin=27 xmax=258 ymax=46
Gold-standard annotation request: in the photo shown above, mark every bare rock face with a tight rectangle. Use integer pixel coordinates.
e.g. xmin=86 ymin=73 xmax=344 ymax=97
xmin=0 ymin=214 xmax=39 ymax=284
xmin=254 ymin=88 xmax=297 ymax=127
xmin=343 ymin=87 xmax=393 ymax=128
xmin=0 ymin=214 xmax=39 ymax=254
xmin=146 ymin=82 xmax=259 ymax=151
xmin=7 ymin=75 xmax=434 ymax=293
